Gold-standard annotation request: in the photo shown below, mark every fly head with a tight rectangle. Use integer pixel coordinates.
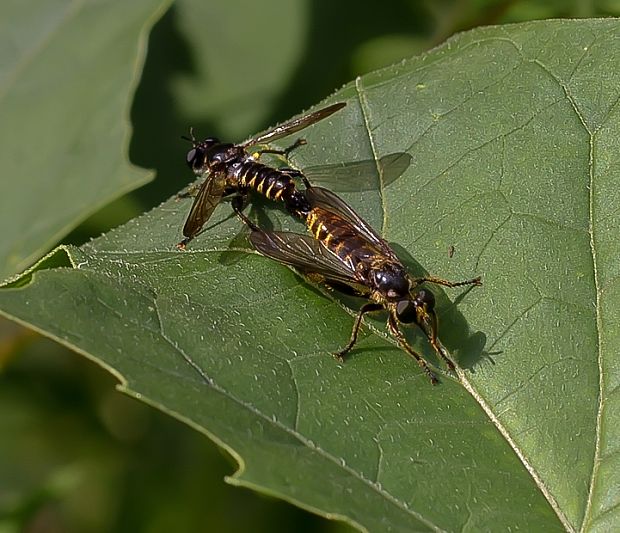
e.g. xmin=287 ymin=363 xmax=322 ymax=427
xmin=183 ymin=132 xmax=220 ymax=175
xmin=395 ymin=288 xmax=435 ymax=325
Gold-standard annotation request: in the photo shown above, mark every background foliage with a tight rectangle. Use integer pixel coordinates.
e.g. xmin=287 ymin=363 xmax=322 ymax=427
xmin=2 ymin=1 xmax=620 ymax=531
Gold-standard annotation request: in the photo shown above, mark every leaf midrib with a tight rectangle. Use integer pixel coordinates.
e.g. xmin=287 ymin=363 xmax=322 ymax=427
xmin=349 ymin=30 xmax=607 ymax=532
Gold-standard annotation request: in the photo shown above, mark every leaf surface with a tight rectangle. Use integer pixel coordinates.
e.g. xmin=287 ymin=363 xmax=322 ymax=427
xmin=0 ymin=0 xmax=167 ymax=279
xmin=3 ymin=19 xmax=620 ymax=532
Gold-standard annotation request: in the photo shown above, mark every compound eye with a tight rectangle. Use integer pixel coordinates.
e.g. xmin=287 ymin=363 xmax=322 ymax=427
xmin=187 ymin=147 xmax=207 ymax=172
xmin=395 ymin=300 xmax=417 ymax=324
xmin=186 ymin=148 xmax=197 ymax=166
xmin=414 ymin=289 xmax=435 ymax=310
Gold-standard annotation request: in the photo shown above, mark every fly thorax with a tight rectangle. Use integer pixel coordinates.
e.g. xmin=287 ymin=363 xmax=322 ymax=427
xmin=207 ymin=143 xmax=239 ymax=166
xmin=370 ymin=262 xmax=410 ymax=301
xmin=286 ymin=190 xmax=311 ymax=218
xmin=229 ymin=160 xmax=246 ymax=181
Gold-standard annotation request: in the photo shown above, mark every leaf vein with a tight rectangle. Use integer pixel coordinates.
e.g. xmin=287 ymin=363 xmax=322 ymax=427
xmin=353 ymin=76 xmax=387 ymax=236
xmin=148 ymin=293 xmax=441 ymax=530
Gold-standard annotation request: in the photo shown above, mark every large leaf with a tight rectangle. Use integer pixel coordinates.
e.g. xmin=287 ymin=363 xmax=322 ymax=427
xmin=0 ymin=0 xmax=168 ymax=280
xmin=130 ymin=0 xmax=312 ymax=207
xmin=2 ymin=18 xmax=620 ymax=531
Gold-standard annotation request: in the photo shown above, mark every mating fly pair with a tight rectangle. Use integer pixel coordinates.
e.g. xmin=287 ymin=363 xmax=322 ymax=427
xmin=177 ymin=102 xmax=346 ymax=248
xmin=178 ymin=103 xmax=481 ymax=383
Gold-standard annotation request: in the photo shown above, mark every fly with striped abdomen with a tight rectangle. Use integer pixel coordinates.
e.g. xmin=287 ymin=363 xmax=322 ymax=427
xmin=231 ymin=180 xmax=481 ymax=384
xmin=177 ymin=102 xmax=346 ymax=249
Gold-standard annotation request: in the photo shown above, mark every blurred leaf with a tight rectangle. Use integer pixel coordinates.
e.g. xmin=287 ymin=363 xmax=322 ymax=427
xmin=351 ymin=35 xmax=430 ymax=74
xmin=0 ymin=0 xmax=169 ymax=280
xmin=2 ymin=18 xmax=620 ymax=532
xmin=0 ymin=340 xmax=334 ymax=532
xmin=169 ymin=0 xmax=308 ymax=139
xmin=129 ymin=0 xmax=310 ymax=207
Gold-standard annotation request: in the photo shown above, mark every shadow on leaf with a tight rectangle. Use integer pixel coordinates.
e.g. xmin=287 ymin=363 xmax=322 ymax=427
xmin=390 ymin=242 xmax=489 ymax=371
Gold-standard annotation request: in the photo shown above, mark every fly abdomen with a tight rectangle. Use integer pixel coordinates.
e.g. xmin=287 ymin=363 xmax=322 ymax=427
xmin=235 ymin=161 xmax=312 ymax=218
xmin=306 ymin=208 xmax=372 ymax=271
xmin=237 ymin=162 xmax=291 ymax=200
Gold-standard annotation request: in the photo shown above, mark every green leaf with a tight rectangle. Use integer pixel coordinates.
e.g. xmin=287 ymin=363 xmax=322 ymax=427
xmin=168 ymin=0 xmax=308 ymax=139
xmin=130 ymin=0 xmax=311 ymax=203
xmin=2 ymin=18 xmax=620 ymax=531
xmin=0 ymin=0 xmax=168 ymax=280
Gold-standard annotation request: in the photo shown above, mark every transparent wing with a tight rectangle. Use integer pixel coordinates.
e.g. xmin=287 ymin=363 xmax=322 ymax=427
xmin=304 ymin=186 xmax=400 ymax=262
xmin=249 ymin=228 xmax=361 ymax=286
xmin=303 ymin=152 xmax=412 ymax=192
xmin=242 ymin=102 xmax=346 ymax=147
xmin=182 ymin=172 xmax=226 ymax=239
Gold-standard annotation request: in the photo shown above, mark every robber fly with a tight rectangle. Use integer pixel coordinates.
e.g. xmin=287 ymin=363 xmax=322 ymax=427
xmin=177 ymin=102 xmax=346 ymax=249
xmin=231 ymin=182 xmax=481 ymax=384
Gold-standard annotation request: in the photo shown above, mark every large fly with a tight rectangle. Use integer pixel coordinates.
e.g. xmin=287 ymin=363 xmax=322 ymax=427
xmin=231 ymin=180 xmax=481 ymax=384
xmin=177 ymin=102 xmax=346 ymax=249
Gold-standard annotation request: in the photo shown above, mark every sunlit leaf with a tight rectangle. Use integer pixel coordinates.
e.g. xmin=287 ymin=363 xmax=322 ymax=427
xmin=3 ymin=18 xmax=620 ymax=532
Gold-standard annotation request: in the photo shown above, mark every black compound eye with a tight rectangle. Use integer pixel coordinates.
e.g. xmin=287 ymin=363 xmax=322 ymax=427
xmin=187 ymin=147 xmax=208 ymax=172
xmin=185 ymin=137 xmax=220 ymax=172
xmin=186 ymin=147 xmax=198 ymax=166
xmin=414 ymin=289 xmax=435 ymax=310
xmin=395 ymin=300 xmax=418 ymax=324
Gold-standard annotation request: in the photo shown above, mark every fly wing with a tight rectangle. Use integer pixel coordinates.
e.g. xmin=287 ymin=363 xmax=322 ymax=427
xmin=249 ymin=228 xmax=361 ymax=287
xmin=182 ymin=172 xmax=226 ymax=239
xmin=242 ymin=102 xmax=346 ymax=147
xmin=302 ymin=152 xmax=412 ymax=192
xmin=304 ymin=186 xmax=400 ymax=262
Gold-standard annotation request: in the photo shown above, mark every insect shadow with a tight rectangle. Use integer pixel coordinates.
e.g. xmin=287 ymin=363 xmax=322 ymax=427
xmin=389 ymin=242 xmax=491 ymax=371
xmin=216 ymin=152 xmax=413 ymax=267
xmin=300 ymin=151 xmax=413 ymax=192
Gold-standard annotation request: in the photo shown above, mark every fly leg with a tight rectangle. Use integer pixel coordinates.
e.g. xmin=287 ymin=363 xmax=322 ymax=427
xmin=411 ymin=275 xmax=482 ymax=289
xmin=279 ymin=168 xmax=304 ymax=180
xmin=433 ymin=340 xmax=455 ymax=372
xmin=387 ymin=314 xmax=439 ymax=385
xmin=253 ymin=138 xmax=307 ymax=159
xmin=333 ymin=302 xmax=384 ymax=362
xmin=300 ymin=174 xmax=313 ymax=189
xmin=421 ymin=310 xmax=455 ymax=372
xmin=231 ymin=193 xmax=250 ymax=218
xmin=231 ymin=194 xmax=258 ymax=231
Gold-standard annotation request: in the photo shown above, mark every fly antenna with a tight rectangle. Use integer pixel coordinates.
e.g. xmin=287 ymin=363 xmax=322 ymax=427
xmin=181 ymin=126 xmax=196 ymax=144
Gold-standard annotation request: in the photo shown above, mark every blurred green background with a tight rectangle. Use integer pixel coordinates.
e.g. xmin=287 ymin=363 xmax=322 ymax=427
xmin=3 ymin=1 xmax=620 ymax=531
